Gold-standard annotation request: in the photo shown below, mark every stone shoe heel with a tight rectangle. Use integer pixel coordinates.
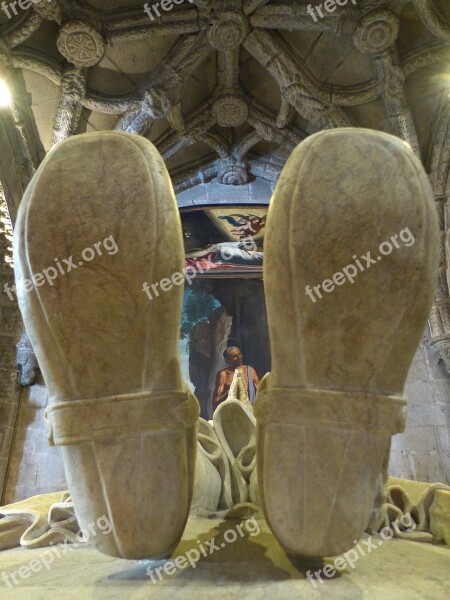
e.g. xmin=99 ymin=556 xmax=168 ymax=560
xmin=255 ymin=129 xmax=439 ymax=558
xmin=14 ymin=132 xmax=199 ymax=560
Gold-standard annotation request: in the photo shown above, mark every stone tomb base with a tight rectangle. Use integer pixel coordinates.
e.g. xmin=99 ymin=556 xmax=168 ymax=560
xmin=0 ymin=517 xmax=449 ymax=599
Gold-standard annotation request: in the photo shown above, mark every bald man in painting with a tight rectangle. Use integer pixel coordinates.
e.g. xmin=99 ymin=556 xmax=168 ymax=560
xmin=212 ymin=347 xmax=260 ymax=410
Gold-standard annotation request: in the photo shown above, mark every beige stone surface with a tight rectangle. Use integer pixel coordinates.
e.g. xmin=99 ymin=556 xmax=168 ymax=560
xmin=213 ymin=399 xmax=257 ymax=505
xmin=0 ymin=517 xmax=449 ymax=600
xmin=14 ymin=132 xmax=199 ymax=560
xmin=430 ymin=490 xmax=450 ymax=546
xmin=256 ymin=129 xmax=440 ymax=558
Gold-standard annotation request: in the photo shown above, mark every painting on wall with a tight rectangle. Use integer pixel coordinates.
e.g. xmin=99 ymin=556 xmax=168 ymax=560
xmin=181 ymin=207 xmax=267 ymax=277
xmin=178 ymin=207 xmax=270 ymax=418
xmin=179 ymin=280 xmax=270 ymax=419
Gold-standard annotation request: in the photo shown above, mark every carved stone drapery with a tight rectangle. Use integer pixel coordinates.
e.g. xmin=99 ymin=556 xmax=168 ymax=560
xmin=353 ymin=7 xmax=420 ymax=157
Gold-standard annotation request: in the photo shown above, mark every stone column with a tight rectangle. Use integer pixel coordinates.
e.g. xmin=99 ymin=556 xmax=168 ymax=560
xmin=0 ymin=189 xmax=22 ymax=502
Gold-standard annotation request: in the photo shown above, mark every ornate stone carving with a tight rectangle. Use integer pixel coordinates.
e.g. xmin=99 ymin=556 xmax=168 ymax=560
xmin=158 ymin=106 xmax=215 ymax=157
xmin=249 ymin=2 xmax=348 ymax=32
xmin=8 ymin=51 xmax=62 ymax=86
xmin=353 ymin=9 xmax=400 ymax=55
xmin=82 ymin=94 xmax=141 ymax=115
xmin=217 ymin=163 xmax=249 ymax=185
xmin=0 ymin=184 xmax=13 ymax=269
xmin=53 ymin=66 xmax=86 ymax=144
xmin=16 ymin=330 xmax=40 ymax=387
xmin=212 ymin=94 xmax=248 ymax=127
xmin=33 ymin=0 xmax=62 ymax=24
xmin=413 ymin=0 xmax=450 ymax=43
xmin=112 ymin=87 xmax=172 ymax=135
xmin=117 ymin=32 xmax=210 ymax=134
xmin=143 ymin=88 xmax=172 ymax=120
xmin=2 ymin=12 xmax=43 ymax=49
xmin=232 ymin=131 xmax=262 ymax=163
xmin=244 ymin=29 xmax=353 ymax=129
xmin=57 ymin=20 xmax=106 ymax=68
xmin=403 ymin=44 xmax=450 ymax=77
xmin=207 ymin=10 xmax=249 ymax=51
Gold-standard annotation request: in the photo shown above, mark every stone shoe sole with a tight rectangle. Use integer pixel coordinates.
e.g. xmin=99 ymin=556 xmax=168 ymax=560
xmin=14 ymin=132 xmax=199 ymax=560
xmin=255 ymin=129 xmax=439 ymax=558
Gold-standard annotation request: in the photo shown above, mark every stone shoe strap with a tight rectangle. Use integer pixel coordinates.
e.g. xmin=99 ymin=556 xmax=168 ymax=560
xmin=254 ymin=376 xmax=406 ymax=435
xmin=45 ymin=390 xmax=200 ymax=446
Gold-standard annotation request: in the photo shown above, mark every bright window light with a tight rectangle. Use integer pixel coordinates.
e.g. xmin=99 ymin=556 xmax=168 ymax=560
xmin=0 ymin=79 xmax=12 ymax=107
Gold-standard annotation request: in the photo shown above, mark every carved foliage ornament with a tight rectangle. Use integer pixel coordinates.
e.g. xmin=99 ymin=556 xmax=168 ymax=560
xmin=353 ymin=9 xmax=400 ymax=55
xmin=57 ymin=20 xmax=106 ymax=68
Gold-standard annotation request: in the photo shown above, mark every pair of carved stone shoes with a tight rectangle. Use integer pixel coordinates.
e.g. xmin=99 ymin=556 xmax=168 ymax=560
xmin=14 ymin=129 xmax=438 ymax=560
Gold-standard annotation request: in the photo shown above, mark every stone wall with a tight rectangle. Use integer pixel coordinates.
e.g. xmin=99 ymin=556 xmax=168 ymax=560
xmin=2 ymin=376 xmax=66 ymax=505
xmin=390 ymin=335 xmax=450 ymax=485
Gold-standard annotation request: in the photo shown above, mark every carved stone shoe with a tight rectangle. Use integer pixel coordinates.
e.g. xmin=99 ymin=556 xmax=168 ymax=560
xmin=14 ymin=132 xmax=199 ymax=559
xmin=255 ymin=129 xmax=439 ymax=558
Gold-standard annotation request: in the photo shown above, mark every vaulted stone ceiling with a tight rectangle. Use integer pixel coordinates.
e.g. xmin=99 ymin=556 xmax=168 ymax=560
xmin=1 ymin=1 xmax=450 ymax=360
xmin=1 ymin=0 xmax=450 ymax=192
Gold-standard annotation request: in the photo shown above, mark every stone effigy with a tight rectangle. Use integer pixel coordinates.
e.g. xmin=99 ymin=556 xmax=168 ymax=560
xmin=14 ymin=132 xmax=199 ymax=560
xmin=12 ymin=128 xmax=440 ymax=561
xmin=254 ymin=128 xmax=439 ymax=558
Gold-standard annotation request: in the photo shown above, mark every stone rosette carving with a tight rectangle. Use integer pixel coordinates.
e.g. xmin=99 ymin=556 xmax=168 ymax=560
xmin=57 ymin=20 xmax=106 ymax=67
xmin=354 ymin=9 xmax=400 ymax=55
xmin=207 ymin=11 xmax=249 ymax=51
xmin=217 ymin=163 xmax=249 ymax=185
xmin=213 ymin=94 xmax=248 ymax=128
